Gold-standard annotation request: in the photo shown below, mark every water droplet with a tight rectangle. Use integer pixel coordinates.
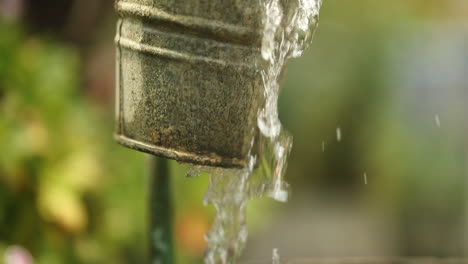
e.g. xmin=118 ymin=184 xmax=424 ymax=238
xmin=272 ymin=248 xmax=281 ymax=264
xmin=435 ymin=114 xmax=441 ymax=127
xmin=336 ymin=127 xmax=342 ymax=142
xmin=363 ymin=172 xmax=368 ymax=185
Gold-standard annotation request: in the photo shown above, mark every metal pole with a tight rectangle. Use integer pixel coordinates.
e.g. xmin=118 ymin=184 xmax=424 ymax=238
xmin=148 ymin=156 xmax=174 ymax=264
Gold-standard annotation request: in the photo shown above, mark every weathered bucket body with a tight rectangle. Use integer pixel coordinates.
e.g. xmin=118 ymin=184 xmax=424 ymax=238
xmin=114 ymin=0 xmax=265 ymax=167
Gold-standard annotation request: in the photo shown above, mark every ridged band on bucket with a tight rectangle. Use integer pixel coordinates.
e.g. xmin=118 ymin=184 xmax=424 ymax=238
xmin=114 ymin=0 xmax=264 ymax=168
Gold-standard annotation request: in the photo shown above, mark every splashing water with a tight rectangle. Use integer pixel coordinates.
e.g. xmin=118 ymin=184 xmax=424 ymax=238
xmin=189 ymin=1 xmax=322 ymax=264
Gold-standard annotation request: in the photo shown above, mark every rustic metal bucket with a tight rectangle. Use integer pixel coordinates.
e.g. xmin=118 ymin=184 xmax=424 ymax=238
xmin=114 ymin=0 xmax=265 ymax=168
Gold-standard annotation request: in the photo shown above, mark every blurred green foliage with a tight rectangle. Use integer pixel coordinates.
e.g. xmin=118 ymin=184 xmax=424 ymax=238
xmin=0 ymin=20 xmax=149 ymax=264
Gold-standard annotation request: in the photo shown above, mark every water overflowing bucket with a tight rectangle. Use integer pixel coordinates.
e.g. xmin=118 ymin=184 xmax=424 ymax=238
xmin=114 ymin=0 xmax=267 ymax=168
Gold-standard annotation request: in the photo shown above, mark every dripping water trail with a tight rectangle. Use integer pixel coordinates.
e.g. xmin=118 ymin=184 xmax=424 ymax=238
xmin=190 ymin=1 xmax=323 ymax=264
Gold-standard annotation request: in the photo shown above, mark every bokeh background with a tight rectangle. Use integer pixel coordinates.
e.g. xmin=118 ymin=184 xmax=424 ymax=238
xmin=0 ymin=0 xmax=467 ymax=263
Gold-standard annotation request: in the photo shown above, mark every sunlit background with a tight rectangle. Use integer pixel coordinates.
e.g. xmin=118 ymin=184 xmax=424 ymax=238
xmin=1 ymin=0 xmax=467 ymax=263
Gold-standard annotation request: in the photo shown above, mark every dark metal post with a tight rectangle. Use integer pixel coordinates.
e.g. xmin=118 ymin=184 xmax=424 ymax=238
xmin=148 ymin=156 xmax=174 ymax=264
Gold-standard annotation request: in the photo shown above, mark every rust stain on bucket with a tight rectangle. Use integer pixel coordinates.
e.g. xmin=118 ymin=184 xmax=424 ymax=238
xmin=114 ymin=0 xmax=265 ymax=168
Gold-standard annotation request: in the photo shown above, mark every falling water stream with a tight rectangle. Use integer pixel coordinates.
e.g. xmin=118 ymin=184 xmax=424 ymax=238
xmin=188 ymin=1 xmax=322 ymax=263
